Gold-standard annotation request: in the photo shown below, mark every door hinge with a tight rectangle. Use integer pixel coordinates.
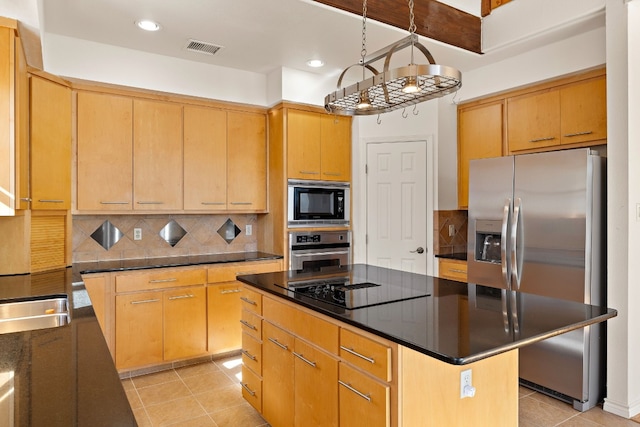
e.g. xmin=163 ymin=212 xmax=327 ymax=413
xmin=365 ymin=234 xmax=368 ymax=245
xmin=365 ymin=164 xmax=368 ymax=174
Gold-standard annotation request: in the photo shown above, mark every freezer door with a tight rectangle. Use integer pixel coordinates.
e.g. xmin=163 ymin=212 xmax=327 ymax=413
xmin=467 ymin=156 xmax=514 ymax=290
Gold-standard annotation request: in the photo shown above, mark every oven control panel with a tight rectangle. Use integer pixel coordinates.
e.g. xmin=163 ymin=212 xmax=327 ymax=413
xmin=296 ymin=234 xmax=322 ymax=243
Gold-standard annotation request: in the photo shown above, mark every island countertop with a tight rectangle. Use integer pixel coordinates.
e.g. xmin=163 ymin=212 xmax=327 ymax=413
xmin=237 ymin=264 xmax=617 ymax=365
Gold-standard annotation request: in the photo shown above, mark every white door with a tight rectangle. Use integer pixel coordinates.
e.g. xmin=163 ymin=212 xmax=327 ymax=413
xmin=366 ymin=141 xmax=428 ymax=274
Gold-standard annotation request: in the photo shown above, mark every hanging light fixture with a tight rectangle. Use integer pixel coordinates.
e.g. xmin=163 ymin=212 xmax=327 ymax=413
xmin=325 ymin=0 xmax=462 ymax=116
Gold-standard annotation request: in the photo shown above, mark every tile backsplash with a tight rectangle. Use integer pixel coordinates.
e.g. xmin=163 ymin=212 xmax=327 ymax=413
xmin=433 ymin=210 xmax=468 ymax=255
xmin=73 ymin=214 xmax=258 ymax=262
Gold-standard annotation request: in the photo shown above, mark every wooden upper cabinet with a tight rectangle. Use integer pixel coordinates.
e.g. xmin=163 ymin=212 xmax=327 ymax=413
xmin=133 ymin=99 xmax=183 ymax=210
xmin=507 ymin=89 xmax=561 ymax=152
xmin=227 ymin=111 xmax=267 ymax=211
xmin=183 ymin=105 xmax=227 ymax=211
xmin=30 ymin=75 xmax=72 ymax=210
xmin=288 ymin=109 xmax=322 ymax=179
xmin=320 ymin=114 xmax=351 ymax=181
xmin=76 ymin=91 xmax=133 ymax=210
xmin=457 ymin=101 xmax=503 ymax=209
xmin=560 ymin=77 xmax=607 ymax=145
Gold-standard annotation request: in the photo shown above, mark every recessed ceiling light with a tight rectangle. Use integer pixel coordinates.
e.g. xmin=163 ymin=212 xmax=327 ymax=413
xmin=136 ymin=19 xmax=161 ymax=32
xmin=307 ymin=59 xmax=325 ymax=68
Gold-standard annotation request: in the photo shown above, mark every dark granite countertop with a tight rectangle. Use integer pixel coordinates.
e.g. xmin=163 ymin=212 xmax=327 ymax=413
xmin=435 ymin=252 xmax=468 ymax=261
xmin=237 ymin=264 xmax=617 ymax=365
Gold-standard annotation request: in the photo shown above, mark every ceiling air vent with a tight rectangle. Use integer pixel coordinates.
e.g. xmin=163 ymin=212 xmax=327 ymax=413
xmin=185 ymin=39 xmax=223 ymax=56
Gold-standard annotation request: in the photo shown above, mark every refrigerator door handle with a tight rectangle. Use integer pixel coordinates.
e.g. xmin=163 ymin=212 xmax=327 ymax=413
xmin=511 ymin=198 xmax=523 ymax=289
xmin=501 ymin=198 xmax=511 ymax=289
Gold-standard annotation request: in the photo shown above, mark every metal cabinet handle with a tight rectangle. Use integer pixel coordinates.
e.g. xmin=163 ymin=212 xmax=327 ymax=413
xmin=168 ymin=294 xmax=194 ymax=300
xmin=268 ymin=337 xmax=289 ymax=351
xmin=241 ymin=382 xmax=256 ymax=396
xmin=20 ymin=198 xmax=32 ymax=202
xmin=564 ymin=130 xmax=593 ymax=137
xmin=220 ymin=288 xmax=241 ymax=294
xmin=201 ymin=202 xmax=225 ymax=205
xmin=448 ymin=269 xmax=466 ymax=274
xmin=130 ymin=298 xmax=160 ymax=305
xmin=100 ymin=201 xmax=130 ymax=205
xmin=136 ymin=201 xmax=164 ymax=205
xmin=38 ymin=199 xmax=64 ymax=203
xmin=149 ymin=278 xmax=177 ymax=284
xmin=241 ymin=349 xmax=256 ymax=361
xmin=338 ymin=380 xmax=372 ymax=402
xmin=340 ymin=346 xmax=375 ymax=364
xmin=323 ymin=172 xmax=341 ymax=176
xmin=410 ymin=247 xmax=425 ymax=254
xmin=292 ymin=351 xmax=316 ymax=367
xmin=240 ymin=296 xmax=257 ymax=305
xmin=528 ymin=136 xmax=556 ymax=143
xmin=299 ymin=171 xmax=320 ymax=175
xmin=230 ymin=202 xmax=253 ymax=205
xmin=240 ymin=319 xmax=257 ymax=330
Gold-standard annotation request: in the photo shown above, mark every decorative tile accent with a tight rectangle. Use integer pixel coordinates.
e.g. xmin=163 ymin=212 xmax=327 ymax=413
xmin=433 ymin=210 xmax=468 ymax=255
xmin=90 ymin=220 xmax=124 ymax=251
xmin=217 ymin=219 xmax=241 ymax=244
xmin=159 ymin=220 xmax=187 ymax=247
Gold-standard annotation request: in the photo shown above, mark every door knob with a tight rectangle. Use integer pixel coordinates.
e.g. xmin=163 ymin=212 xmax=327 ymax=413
xmin=410 ymin=247 xmax=425 ymax=254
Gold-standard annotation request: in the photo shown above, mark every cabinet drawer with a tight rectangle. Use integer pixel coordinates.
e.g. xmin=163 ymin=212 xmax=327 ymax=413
xmin=207 ymin=260 xmax=282 ymax=283
xmin=339 ymin=362 xmax=390 ymax=427
xmin=438 ymin=259 xmax=468 ymax=282
xmin=240 ymin=287 xmax=262 ymax=315
xmin=241 ymin=365 xmax=262 ymax=413
xmin=340 ymin=329 xmax=392 ymax=382
xmin=263 ymin=296 xmax=296 ymax=331
xmin=241 ymin=332 xmax=262 ymax=376
xmin=115 ymin=269 xmax=206 ymax=293
xmin=241 ymin=309 xmax=262 ymax=340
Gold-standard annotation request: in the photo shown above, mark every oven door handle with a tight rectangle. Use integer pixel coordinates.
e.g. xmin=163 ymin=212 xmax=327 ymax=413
xmin=291 ymin=250 xmax=350 ymax=257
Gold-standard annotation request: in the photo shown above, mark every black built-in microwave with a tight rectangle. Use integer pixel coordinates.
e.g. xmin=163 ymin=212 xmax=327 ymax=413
xmin=287 ymin=180 xmax=350 ymax=227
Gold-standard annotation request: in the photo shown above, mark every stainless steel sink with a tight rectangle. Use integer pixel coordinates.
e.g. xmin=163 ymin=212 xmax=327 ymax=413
xmin=0 ymin=295 xmax=70 ymax=334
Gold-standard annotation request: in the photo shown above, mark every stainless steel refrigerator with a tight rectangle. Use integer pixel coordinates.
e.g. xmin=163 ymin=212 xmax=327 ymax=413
xmin=467 ymin=148 xmax=606 ymax=411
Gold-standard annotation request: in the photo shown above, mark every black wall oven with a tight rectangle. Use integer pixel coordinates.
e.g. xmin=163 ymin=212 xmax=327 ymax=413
xmin=288 ymin=180 xmax=350 ymax=228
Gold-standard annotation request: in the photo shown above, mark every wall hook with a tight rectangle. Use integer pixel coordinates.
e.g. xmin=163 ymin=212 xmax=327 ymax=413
xmin=402 ymin=108 xmax=408 ymax=118
xmin=377 ymin=114 xmax=382 ymax=125
xmin=413 ymin=104 xmax=419 ymax=116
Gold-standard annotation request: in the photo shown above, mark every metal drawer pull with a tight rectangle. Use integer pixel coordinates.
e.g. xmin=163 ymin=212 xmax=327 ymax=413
xmin=528 ymin=136 xmax=556 ymax=143
xmin=340 ymin=346 xmax=375 ymax=364
xmin=564 ymin=130 xmax=593 ymax=137
xmin=299 ymin=171 xmax=320 ymax=175
xmin=323 ymin=172 xmax=341 ymax=176
xmin=240 ymin=320 xmax=257 ymax=330
xmin=136 ymin=201 xmax=164 ymax=204
xmin=220 ymin=289 xmax=241 ymax=294
xmin=20 ymin=198 xmax=32 ymax=202
xmin=338 ymin=380 xmax=372 ymax=402
xmin=241 ymin=349 xmax=256 ymax=361
xmin=38 ymin=199 xmax=64 ymax=203
xmin=449 ymin=269 xmax=466 ymax=274
xmin=100 ymin=201 xmax=130 ymax=205
xmin=201 ymin=202 xmax=225 ymax=205
xmin=130 ymin=298 xmax=160 ymax=305
xmin=168 ymin=294 xmax=194 ymax=300
xmin=149 ymin=278 xmax=177 ymax=284
xmin=268 ymin=337 xmax=289 ymax=350
xmin=292 ymin=351 xmax=316 ymax=367
xmin=240 ymin=296 xmax=257 ymax=305
xmin=230 ymin=202 xmax=253 ymax=205
xmin=241 ymin=382 xmax=256 ymax=396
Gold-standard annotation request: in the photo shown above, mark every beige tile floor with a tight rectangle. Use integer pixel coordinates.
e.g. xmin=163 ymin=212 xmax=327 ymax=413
xmin=123 ymin=355 xmax=640 ymax=427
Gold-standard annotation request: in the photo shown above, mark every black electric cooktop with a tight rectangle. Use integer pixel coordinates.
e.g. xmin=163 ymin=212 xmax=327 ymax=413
xmin=279 ymin=275 xmax=431 ymax=309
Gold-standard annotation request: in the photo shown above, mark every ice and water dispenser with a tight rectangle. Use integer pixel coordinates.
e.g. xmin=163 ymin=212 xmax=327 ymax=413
xmin=474 ymin=219 xmax=503 ymax=264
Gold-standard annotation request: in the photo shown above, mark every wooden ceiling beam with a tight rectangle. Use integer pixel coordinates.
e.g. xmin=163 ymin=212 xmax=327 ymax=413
xmin=312 ymin=0 xmax=482 ymax=54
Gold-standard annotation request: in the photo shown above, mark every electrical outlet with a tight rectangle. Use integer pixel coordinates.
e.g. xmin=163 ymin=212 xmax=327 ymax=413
xmin=245 ymin=224 xmax=252 ymax=236
xmin=134 ymin=228 xmax=142 ymax=241
xmin=448 ymin=224 xmax=456 ymax=237
xmin=460 ymin=369 xmax=476 ymax=399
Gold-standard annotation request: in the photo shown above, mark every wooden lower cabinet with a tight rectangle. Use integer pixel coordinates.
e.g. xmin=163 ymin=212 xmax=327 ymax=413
xmin=339 ymin=363 xmax=390 ymax=427
xmin=438 ymin=258 xmax=468 ymax=282
xmin=207 ymin=282 xmax=243 ymax=354
xmin=262 ymin=322 xmax=295 ymax=427
xmin=163 ymin=286 xmax=207 ymax=360
xmin=241 ymin=364 xmax=263 ymax=412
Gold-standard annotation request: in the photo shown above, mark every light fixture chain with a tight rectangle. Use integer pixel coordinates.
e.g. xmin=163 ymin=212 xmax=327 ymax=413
xmin=408 ymin=0 xmax=416 ymax=35
xmin=361 ymin=0 xmax=368 ymax=61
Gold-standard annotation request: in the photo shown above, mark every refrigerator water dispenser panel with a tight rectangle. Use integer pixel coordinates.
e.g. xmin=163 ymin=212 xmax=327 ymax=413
xmin=475 ymin=220 xmax=503 ymax=264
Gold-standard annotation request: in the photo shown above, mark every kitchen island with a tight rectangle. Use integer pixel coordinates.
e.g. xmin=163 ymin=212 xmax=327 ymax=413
xmin=237 ymin=264 xmax=616 ymax=427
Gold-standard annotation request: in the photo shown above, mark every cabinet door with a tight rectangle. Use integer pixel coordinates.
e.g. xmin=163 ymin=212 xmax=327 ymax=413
xmin=294 ymin=338 xmax=339 ymax=427
xmin=30 ymin=75 xmax=72 ymax=209
xmin=320 ymin=114 xmax=351 ymax=181
xmin=184 ymin=106 xmax=227 ymax=210
xmin=560 ymin=77 xmax=607 ymax=145
xmin=133 ymin=99 xmax=183 ymax=210
xmin=227 ymin=111 xmax=267 ymax=211
xmin=287 ymin=110 xmax=321 ymax=179
xmin=339 ymin=363 xmax=390 ymax=427
xmin=457 ymin=102 xmax=503 ymax=209
xmin=438 ymin=258 xmax=468 ymax=282
xmin=262 ymin=322 xmax=295 ymax=427
xmin=115 ymin=291 xmax=163 ymax=370
xmin=507 ymin=90 xmax=560 ymax=152
xmin=207 ymin=282 xmax=242 ymax=354
xmin=77 ymin=91 xmax=133 ymax=210
xmin=164 ymin=286 xmax=207 ymax=360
